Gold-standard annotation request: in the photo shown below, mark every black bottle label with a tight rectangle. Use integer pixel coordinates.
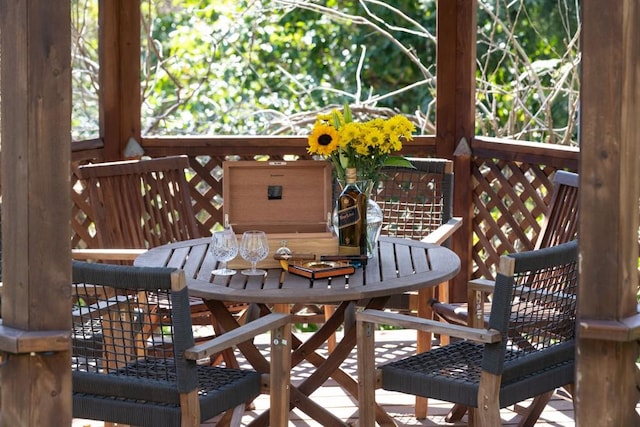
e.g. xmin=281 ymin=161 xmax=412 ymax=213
xmin=338 ymin=203 xmax=361 ymax=229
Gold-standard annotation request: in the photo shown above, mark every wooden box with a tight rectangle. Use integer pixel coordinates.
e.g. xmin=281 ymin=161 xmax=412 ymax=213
xmin=224 ymin=160 xmax=338 ymax=269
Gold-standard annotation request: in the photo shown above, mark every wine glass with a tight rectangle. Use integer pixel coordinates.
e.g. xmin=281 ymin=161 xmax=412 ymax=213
xmin=239 ymin=230 xmax=269 ymax=276
xmin=210 ymin=228 xmax=239 ymax=276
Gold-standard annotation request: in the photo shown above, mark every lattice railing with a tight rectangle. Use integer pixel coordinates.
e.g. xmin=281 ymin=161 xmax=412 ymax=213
xmin=471 ymin=158 xmax=556 ymax=279
xmin=70 ymin=136 xmax=579 ymax=284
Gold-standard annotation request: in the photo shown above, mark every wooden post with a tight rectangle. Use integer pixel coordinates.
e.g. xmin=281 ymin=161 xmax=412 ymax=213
xmin=419 ymin=0 xmax=477 ymax=419
xmin=578 ymin=0 xmax=640 ymax=425
xmin=0 ymin=1 xmax=72 ymax=425
xmin=99 ymin=0 xmax=141 ymax=160
xmin=436 ymin=0 xmax=477 ymax=303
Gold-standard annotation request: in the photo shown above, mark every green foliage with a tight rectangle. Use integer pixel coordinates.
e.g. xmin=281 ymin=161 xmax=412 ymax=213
xmin=476 ymin=0 xmax=580 ymax=144
xmin=71 ymin=0 xmax=100 ymax=140
xmin=71 ymin=0 xmax=581 ymax=145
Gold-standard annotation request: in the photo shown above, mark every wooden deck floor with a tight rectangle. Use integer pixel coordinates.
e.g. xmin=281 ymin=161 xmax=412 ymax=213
xmin=72 ymin=329 xmax=576 ymax=427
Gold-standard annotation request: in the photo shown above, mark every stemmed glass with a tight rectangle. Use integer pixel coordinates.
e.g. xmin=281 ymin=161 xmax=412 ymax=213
xmin=239 ymin=230 xmax=269 ymax=276
xmin=210 ymin=226 xmax=239 ymax=276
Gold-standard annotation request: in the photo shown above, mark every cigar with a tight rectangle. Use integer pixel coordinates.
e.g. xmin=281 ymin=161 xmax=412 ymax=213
xmin=320 ymin=254 xmax=368 ymax=264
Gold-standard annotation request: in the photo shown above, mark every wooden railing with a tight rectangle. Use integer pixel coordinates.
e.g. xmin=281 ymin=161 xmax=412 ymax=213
xmin=470 ymin=137 xmax=578 ymax=279
xmin=70 ymin=134 xmax=579 ymax=284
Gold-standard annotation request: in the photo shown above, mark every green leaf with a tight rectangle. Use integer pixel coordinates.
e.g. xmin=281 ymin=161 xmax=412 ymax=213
xmin=332 ymin=110 xmax=343 ymax=129
xmin=343 ymin=102 xmax=352 ymax=123
xmin=382 ymin=156 xmax=415 ymax=168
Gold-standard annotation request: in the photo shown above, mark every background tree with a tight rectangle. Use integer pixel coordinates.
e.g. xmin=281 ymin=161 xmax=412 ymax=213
xmin=71 ymin=0 xmax=580 ymax=146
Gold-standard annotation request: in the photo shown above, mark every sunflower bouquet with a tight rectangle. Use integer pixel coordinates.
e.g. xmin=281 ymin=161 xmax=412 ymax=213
xmin=307 ymin=104 xmax=416 ymax=185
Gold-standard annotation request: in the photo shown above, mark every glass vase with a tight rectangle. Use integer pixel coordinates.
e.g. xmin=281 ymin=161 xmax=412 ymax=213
xmin=333 ymin=178 xmax=383 ymax=258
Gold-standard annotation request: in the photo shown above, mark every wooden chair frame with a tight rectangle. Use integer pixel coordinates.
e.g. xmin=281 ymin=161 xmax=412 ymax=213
xmin=74 ymin=155 xmax=249 ymax=367
xmin=357 ymin=240 xmax=578 ymax=427
xmin=71 ymin=260 xmax=292 ymax=427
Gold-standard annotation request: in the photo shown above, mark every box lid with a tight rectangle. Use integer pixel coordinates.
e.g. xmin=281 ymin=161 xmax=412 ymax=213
xmin=223 ymin=160 xmax=333 ymax=234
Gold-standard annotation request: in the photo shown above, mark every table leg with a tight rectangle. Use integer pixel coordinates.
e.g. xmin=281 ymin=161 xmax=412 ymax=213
xmin=415 ymin=286 xmax=435 ymax=419
xmin=289 ymin=297 xmax=396 ymax=426
xmin=207 ymin=297 xmax=397 ymax=427
xmin=206 ymin=300 xmax=351 ymax=426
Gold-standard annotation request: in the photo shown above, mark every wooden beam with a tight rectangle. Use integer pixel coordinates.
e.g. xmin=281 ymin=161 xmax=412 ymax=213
xmin=579 ymin=314 xmax=640 ymax=342
xmin=578 ymin=0 xmax=640 ymax=425
xmin=437 ymin=0 xmax=477 ymax=303
xmin=0 ymin=0 xmax=72 ymax=425
xmin=0 ymin=322 xmax=70 ymax=354
xmin=99 ymin=0 xmax=141 ymax=160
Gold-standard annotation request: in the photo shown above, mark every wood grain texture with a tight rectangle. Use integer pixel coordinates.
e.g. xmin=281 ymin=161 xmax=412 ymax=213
xmin=99 ymin=0 xmax=141 ymax=160
xmin=577 ymin=0 xmax=640 ymax=425
xmin=0 ymin=0 xmax=72 ymax=425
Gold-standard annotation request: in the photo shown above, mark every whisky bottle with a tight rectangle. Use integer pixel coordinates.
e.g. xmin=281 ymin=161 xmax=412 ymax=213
xmin=337 ymin=168 xmax=367 ymax=256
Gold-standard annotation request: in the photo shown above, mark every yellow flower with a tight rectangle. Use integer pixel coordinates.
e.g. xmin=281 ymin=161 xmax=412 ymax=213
xmin=364 ymin=128 xmax=386 ymax=152
xmin=339 ymin=122 xmax=361 ymax=147
xmin=308 ymin=123 xmax=340 ymax=156
xmin=307 ymin=104 xmax=415 ymax=183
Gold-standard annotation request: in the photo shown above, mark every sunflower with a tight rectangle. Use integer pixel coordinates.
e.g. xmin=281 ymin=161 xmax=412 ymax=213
xmin=307 ymin=104 xmax=415 ymax=184
xmin=308 ymin=123 xmax=340 ymax=156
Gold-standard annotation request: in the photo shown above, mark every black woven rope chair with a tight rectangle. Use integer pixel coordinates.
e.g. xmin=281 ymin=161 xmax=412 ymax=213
xmin=426 ymin=170 xmax=578 ymax=422
xmin=357 ymin=240 xmax=578 ymax=426
xmin=375 ymin=157 xmax=460 ymax=243
xmin=71 ymin=260 xmax=291 ymax=427
xmin=430 ymin=170 xmax=579 ymax=329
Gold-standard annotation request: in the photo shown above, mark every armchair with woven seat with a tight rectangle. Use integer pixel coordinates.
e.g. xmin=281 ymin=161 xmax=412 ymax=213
xmin=426 ymin=169 xmax=578 ymax=423
xmin=323 ymin=158 xmax=461 ymax=343
xmin=430 ymin=170 xmax=579 ymax=330
xmin=321 ymin=157 xmax=461 ymax=322
xmin=71 ymin=260 xmax=292 ymax=427
xmin=372 ymin=157 xmax=462 ymax=312
xmin=357 ymin=239 xmax=578 ymax=427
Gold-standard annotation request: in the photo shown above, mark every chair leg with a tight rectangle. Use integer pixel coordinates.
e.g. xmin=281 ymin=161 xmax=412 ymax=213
xmin=435 ymin=281 xmax=450 ymax=346
xmin=357 ymin=319 xmax=378 ymax=427
xmin=477 ymin=371 xmax=502 ymax=427
xmin=324 ymin=304 xmax=336 ymax=352
xmin=516 ymin=390 xmax=554 ymax=427
xmin=445 ymin=403 xmax=468 ymax=422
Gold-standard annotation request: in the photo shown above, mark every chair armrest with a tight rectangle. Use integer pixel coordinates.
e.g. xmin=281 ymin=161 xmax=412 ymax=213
xmin=357 ymin=309 xmax=501 ymax=344
xmin=466 ymin=278 xmax=496 ymax=328
xmin=72 ymin=248 xmax=146 ymax=261
xmin=72 ymin=295 xmax=132 ymax=321
xmin=420 ymin=217 xmax=463 ymax=245
xmin=468 ymin=278 xmax=495 ymax=293
xmin=184 ymin=313 xmax=292 ymax=360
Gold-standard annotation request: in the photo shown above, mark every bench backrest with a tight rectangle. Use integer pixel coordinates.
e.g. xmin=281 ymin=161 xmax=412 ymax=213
xmin=77 ymin=155 xmax=201 ymax=249
xmin=535 ymin=170 xmax=579 ymax=249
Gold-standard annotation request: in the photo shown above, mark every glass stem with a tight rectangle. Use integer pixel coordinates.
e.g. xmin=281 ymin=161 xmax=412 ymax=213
xmin=251 ymin=261 xmax=257 ymax=272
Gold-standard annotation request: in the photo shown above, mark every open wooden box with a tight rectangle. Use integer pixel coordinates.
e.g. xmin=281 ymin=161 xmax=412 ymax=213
xmin=224 ymin=160 xmax=339 ymax=269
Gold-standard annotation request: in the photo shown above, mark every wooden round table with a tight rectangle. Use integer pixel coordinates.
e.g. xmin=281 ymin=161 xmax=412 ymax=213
xmin=135 ymin=235 xmax=460 ymax=426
